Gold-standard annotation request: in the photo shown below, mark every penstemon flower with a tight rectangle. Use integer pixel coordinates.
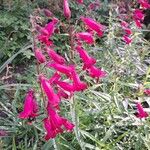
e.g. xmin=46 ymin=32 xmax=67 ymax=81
xmin=133 ymin=9 xmax=144 ymax=21
xmin=43 ymin=107 xmax=74 ymax=140
xmin=37 ymin=18 xmax=58 ymax=46
xmin=121 ymin=21 xmax=129 ymax=28
xmin=76 ymin=0 xmax=83 ymax=4
xmin=136 ymin=102 xmax=148 ymax=118
xmin=123 ymin=35 xmax=132 ymax=44
xmin=81 ymin=17 xmax=106 ymax=37
xmin=124 ymin=28 xmax=132 ymax=35
xmin=144 ymin=89 xmax=150 ymax=96
xmin=138 ymin=0 xmax=150 ymax=9
xmin=47 ymin=63 xmax=74 ymax=77
xmin=71 ymin=68 xmax=88 ymax=91
xmin=76 ymin=46 xmax=96 ymax=70
xmin=39 ymin=75 xmax=60 ymax=109
xmin=48 ymin=72 xmax=61 ymax=85
xmin=76 ymin=32 xmax=94 ymax=45
xmin=46 ymin=48 xmax=66 ymax=64
xmin=87 ymin=65 xmax=106 ymax=80
xmin=18 ymin=89 xmax=39 ymax=119
xmin=57 ymin=88 xmax=70 ymax=99
xmin=133 ymin=9 xmax=144 ymax=28
xmin=63 ymin=0 xmax=71 ymax=19
xmin=57 ymin=81 xmax=75 ymax=92
xmin=34 ymin=48 xmax=46 ymax=63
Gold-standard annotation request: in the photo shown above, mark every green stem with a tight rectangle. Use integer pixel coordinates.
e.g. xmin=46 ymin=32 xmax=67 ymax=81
xmin=70 ymin=97 xmax=85 ymax=150
xmin=52 ymin=139 xmax=59 ymax=150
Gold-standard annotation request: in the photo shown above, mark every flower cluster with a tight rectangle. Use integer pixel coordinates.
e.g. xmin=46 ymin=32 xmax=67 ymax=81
xmin=121 ymin=20 xmax=132 ymax=44
xmin=133 ymin=0 xmax=150 ymax=28
xmin=136 ymin=102 xmax=148 ymax=119
xmin=133 ymin=9 xmax=144 ymax=28
xmin=18 ymin=2 xmax=106 ymax=141
xmin=144 ymin=89 xmax=150 ymax=96
xmin=117 ymin=0 xmax=150 ymax=44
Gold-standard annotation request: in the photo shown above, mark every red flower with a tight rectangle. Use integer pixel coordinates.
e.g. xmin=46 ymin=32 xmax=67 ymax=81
xmin=43 ymin=107 xmax=74 ymax=140
xmin=57 ymin=81 xmax=75 ymax=92
xmin=57 ymin=89 xmax=69 ymax=99
xmin=63 ymin=0 xmax=71 ymax=19
xmin=76 ymin=32 xmax=94 ymax=45
xmin=47 ymin=63 xmax=74 ymax=77
xmin=71 ymin=67 xmax=87 ymax=91
xmin=138 ymin=0 xmax=150 ymax=9
xmin=76 ymin=0 xmax=83 ymax=4
xmin=144 ymin=89 xmax=150 ymax=96
xmin=37 ymin=35 xmax=53 ymax=46
xmin=39 ymin=75 xmax=60 ymax=109
xmin=81 ymin=17 xmax=106 ymax=37
xmin=37 ymin=18 xmax=58 ymax=46
xmin=135 ymin=19 xmax=143 ymax=28
xmin=88 ymin=66 xmax=106 ymax=79
xmin=133 ymin=9 xmax=144 ymax=21
xmin=121 ymin=21 xmax=129 ymax=28
xmin=45 ymin=18 xmax=59 ymax=36
xmin=123 ymin=35 xmax=132 ymax=44
xmin=46 ymin=48 xmax=66 ymax=64
xmin=35 ymin=48 xmax=46 ymax=63
xmin=18 ymin=90 xmax=38 ymax=119
xmin=48 ymin=72 xmax=61 ymax=85
xmin=136 ymin=102 xmax=148 ymax=118
xmin=124 ymin=28 xmax=132 ymax=35
xmin=76 ymin=46 xmax=96 ymax=70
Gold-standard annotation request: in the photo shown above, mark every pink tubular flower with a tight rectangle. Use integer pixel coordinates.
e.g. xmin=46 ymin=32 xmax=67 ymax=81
xmin=135 ymin=19 xmax=143 ymax=28
xmin=133 ymin=9 xmax=144 ymax=21
xmin=39 ymin=75 xmax=60 ymax=109
xmin=44 ymin=18 xmax=59 ymax=36
xmin=47 ymin=63 xmax=74 ymax=77
xmin=124 ymin=28 xmax=132 ymax=35
xmin=76 ymin=0 xmax=83 ymax=4
xmin=37 ymin=35 xmax=53 ymax=46
xmin=57 ymin=81 xmax=75 ymax=92
xmin=121 ymin=21 xmax=129 ymax=28
xmin=48 ymin=72 xmax=61 ymax=85
xmin=136 ymin=102 xmax=148 ymax=118
xmin=76 ymin=32 xmax=94 ymax=45
xmin=37 ymin=18 xmax=58 ymax=46
xmin=46 ymin=48 xmax=66 ymax=64
xmin=57 ymin=89 xmax=69 ymax=99
xmin=35 ymin=48 xmax=46 ymax=63
xmin=35 ymin=25 xmax=49 ymax=35
xmin=138 ymin=0 xmax=150 ymax=9
xmin=43 ymin=107 xmax=74 ymax=140
xmin=81 ymin=17 xmax=106 ymax=37
xmin=63 ymin=0 xmax=71 ymax=19
xmin=76 ymin=46 xmax=96 ymax=70
xmin=88 ymin=66 xmax=106 ymax=79
xmin=71 ymin=69 xmax=87 ymax=91
xmin=144 ymin=89 xmax=150 ymax=96
xmin=123 ymin=35 xmax=132 ymax=44
xmin=18 ymin=89 xmax=38 ymax=119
